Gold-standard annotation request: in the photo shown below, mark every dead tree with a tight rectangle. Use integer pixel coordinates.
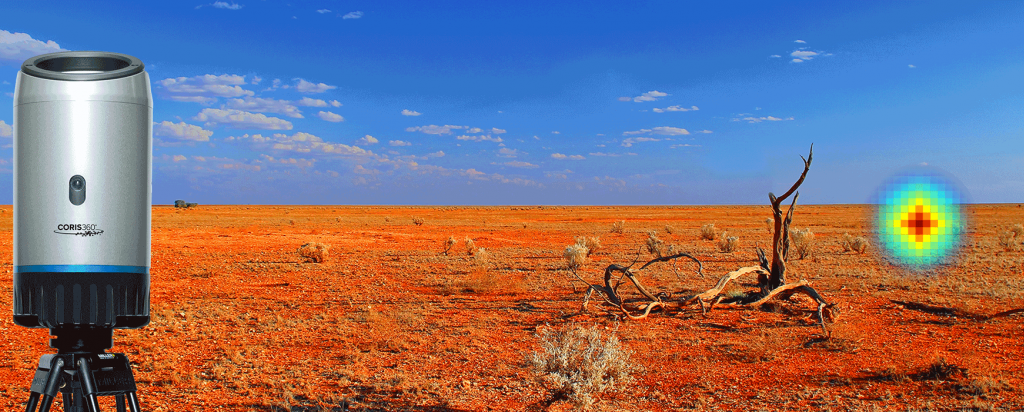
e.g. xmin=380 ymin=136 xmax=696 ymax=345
xmin=567 ymin=144 xmax=837 ymax=335
xmin=690 ymin=144 xmax=836 ymax=333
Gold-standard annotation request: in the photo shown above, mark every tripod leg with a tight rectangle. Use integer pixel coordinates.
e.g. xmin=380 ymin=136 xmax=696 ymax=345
xmin=24 ymin=393 xmax=40 ymax=412
xmin=36 ymin=356 xmax=65 ymax=412
xmin=76 ymin=358 xmax=102 ymax=412
xmin=126 ymin=392 xmax=142 ymax=412
xmin=116 ymin=395 xmax=127 ymax=412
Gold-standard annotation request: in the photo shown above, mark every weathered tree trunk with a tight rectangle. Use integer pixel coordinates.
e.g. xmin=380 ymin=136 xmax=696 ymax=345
xmin=760 ymin=144 xmax=812 ymax=295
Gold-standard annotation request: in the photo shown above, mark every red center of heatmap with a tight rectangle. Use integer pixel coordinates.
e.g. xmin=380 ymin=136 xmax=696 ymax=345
xmin=900 ymin=204 xmax=937 ymax=242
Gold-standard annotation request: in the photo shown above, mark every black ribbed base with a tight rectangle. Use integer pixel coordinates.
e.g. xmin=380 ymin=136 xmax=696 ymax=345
xmin=13 ymin=272 xmax=149 ymax=329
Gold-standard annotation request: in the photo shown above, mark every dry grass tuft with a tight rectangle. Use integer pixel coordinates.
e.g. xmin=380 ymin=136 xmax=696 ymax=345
xmin=575 ymin=236 xmax=601 ymax=256
xmin=465 ymin=237 xmax=477 ymax=255
xmin=473 ymin=248 xmax=489 ymax=266
xmin=610 ymin=220 xmax=625 ymax=234
xmin=564 ymin=243 xmax=589 ymax=270
xmin=790 ymin=228 xmax=815 ymax=259
xmin=764 ymin=218 xmax=774 ymax=234
xmin=412 ymin=217 xmax=424 ymax=226
xmin=841 ymin=233 xmax=870 ymax=254
xmin=530 ymin=324 xmax=636 ymax=410
xmin=297 ymin=242 xmax=330 ymax=263
xmin=443 ymin=236 xmax=456 ymax=255
xmin=664 ymin=224 xmax=675 ymax=235
xmin=701 ymin=223 xmax=717 ymax=241
xmin=718 ymin=232 xmax=738 ymax=253
xmin=645 ymin=230 xmax=666 ymax=258
xmin=997 ymin=224 xmax=1022 ymax=251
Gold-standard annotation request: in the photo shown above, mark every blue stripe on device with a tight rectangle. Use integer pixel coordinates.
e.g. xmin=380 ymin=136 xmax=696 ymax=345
xmin=15 ymin=265 xmax=149 ymax=274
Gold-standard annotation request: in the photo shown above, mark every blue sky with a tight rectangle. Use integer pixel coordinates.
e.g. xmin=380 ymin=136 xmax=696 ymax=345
xmin=1 ymin=1 xmax=1022 ymax=205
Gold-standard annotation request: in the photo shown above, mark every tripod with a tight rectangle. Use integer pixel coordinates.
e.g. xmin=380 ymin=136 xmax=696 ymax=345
xmin=24 ymin=328 xmax=143 ymax=412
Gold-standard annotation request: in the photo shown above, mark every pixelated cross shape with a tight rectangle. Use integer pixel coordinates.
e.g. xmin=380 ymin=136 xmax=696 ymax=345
xmin=899 ymin=204 xmax=938 ymax=243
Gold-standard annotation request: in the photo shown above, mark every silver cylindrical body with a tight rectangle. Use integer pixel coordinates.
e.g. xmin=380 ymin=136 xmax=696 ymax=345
xmin=13 ymin=51 xmax=152 ymax=329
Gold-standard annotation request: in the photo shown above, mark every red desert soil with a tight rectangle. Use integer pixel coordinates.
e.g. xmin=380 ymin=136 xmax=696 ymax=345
xmin=0 ymin=204 xmax=1022 ymax=411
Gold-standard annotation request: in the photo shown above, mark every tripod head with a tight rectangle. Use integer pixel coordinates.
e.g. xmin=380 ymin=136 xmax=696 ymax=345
xmin=50 ymin=327 xmax=114 ymax=354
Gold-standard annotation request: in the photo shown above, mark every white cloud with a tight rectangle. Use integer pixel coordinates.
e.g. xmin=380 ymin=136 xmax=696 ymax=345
xmin=193 ymin=108 xmax=293 ymax=130
xmin=0 ymin=30 xmax=65 ymax=64
xmin=356 ymin=135 xmax=378 ymax=145
xmin=389 ymin=140 xmax=412 ymax=146
xmin=157 ymin=74 xmax=254 ymax=103
xmin=504 ymin=161 xmax=538 ymax=168
xmin=294 ymin=78 xmax=337 ymax=93
xmin=153 ymin=121 xmax=213 ymax=142
xmin=670 ymin=144 xmax=701 ymax=149
xmin=317 ymin=111 xmax=344 ymax=122
xmin=211 ymin=1 xmax=242 ymax=10
xmin=491 ymin=127 xmax=507 ymax=134
xmin=0 ymin=120 xmax=11 ymax=137
xmin=622 ymin=126 xmax=689 ymax=136
xmin=621 ymin=137 xmax=660 ymax=147
xmin=908 ymin=64 xmax=916 ymax=68
xmin=406 ymin=124 xmax=467 ymax=135
xmin=456 ymin=134 xmax=502 ymax=142
xmin=735 ymin=116 xmax=795 ymax=123
xmin=791 ymin=50 xmax=818 ymax=59
xmin=652 ymin=105 xmax=698 ymax=113
xmin=295 ymin=97 xmax=329 ymax=107
xmin=330 ymin=100 xmax=343 ymax=107
xmin=795 ymin=40 xmax=806 ymax=44
xmin=426 ymin=151 xmax=445 ymax=158
xmin=769 ymin=54 xmax=782 ymax=58
xmin=497 ymin=148 xmax=520 ymax=158
xmin=317 ymin=9 xmax=331 ymax=14
xmin=402 ymin=109 xmax=422 ymax=116
xmin=589 ymin=152 xmax=637 ymax=157
xmin=551 ymin=153 xmax=584 ymax=160
xmin=621 ymin=90 xmax=669 ymax=103
xmin=467 ymin=127 xmax=483 ymax=133
xmin=342 ymin=11 xmax=364 ymax=19
xmin=226 ymin=97 xmax=303 ymax=118
xmin=545 ymin=169 xmax=573 ymax=179
xmin=792 ymin=59 xmax=803 ymax=63
xmin=258 ymin=154 xmax=316 ymax=168
xmin=251 ymin=76 xmax=262 ymax=84
xmin=551 ymin=131 xmax=560 ymax=134
xmin=227 ymin=132 xmax=372 ymax=157
xmin=173 ymin=155 xmax=187 ymax=162
xmin=695 ymin=129 xmax=713 ymax=134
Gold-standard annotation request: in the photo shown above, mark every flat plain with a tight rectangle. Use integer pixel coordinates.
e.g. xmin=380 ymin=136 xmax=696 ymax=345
xmin=0 ymin=204 xmax=1021 ymax=411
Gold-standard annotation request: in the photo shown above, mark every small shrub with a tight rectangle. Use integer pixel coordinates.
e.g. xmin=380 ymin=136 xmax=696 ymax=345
xmin=841 ymin=233 xmax=870 ymax=254
xmin=645 ymin=230 xmax=665 ymax=258
xmin=851 ymin=236 xmax=869 ymax=254
xmin=412 ymin=217 xmax=424 ymax=226
xmin=700 ymin=223 xmax=717 ymax=241
xmin=664 ymin=224 xmax=675 ymax=235
xmin=997 ymin=225 xmax=1022 ymax=251
xmin=298 ymin=242 xmax=330 ymax=263
xmin=764 ymin=218 xmax=774 ymax=234
xmin=610 ymin=220 xmax=625 ymax=234
xmin=530 ymin=324 xmax=635 ymax=410
xmin=564 ymin=244 xmax=589 ymax=270
xmin=443 ymin=236 xmax=456 ymax=255
xmin=718 ymin=232 xmax=738 ymax=253
xmin=918 ymin=357 xmax=967 ymax=381
xmin=575 ymin=236 xmax=601 ymax=256
xmin=790 ymin=228 xmax=815 ymax=259
xmin=465 ymin=237 xmax=477 ymax=255
xmin=473 ymin=248 xmax=489 ymax=266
